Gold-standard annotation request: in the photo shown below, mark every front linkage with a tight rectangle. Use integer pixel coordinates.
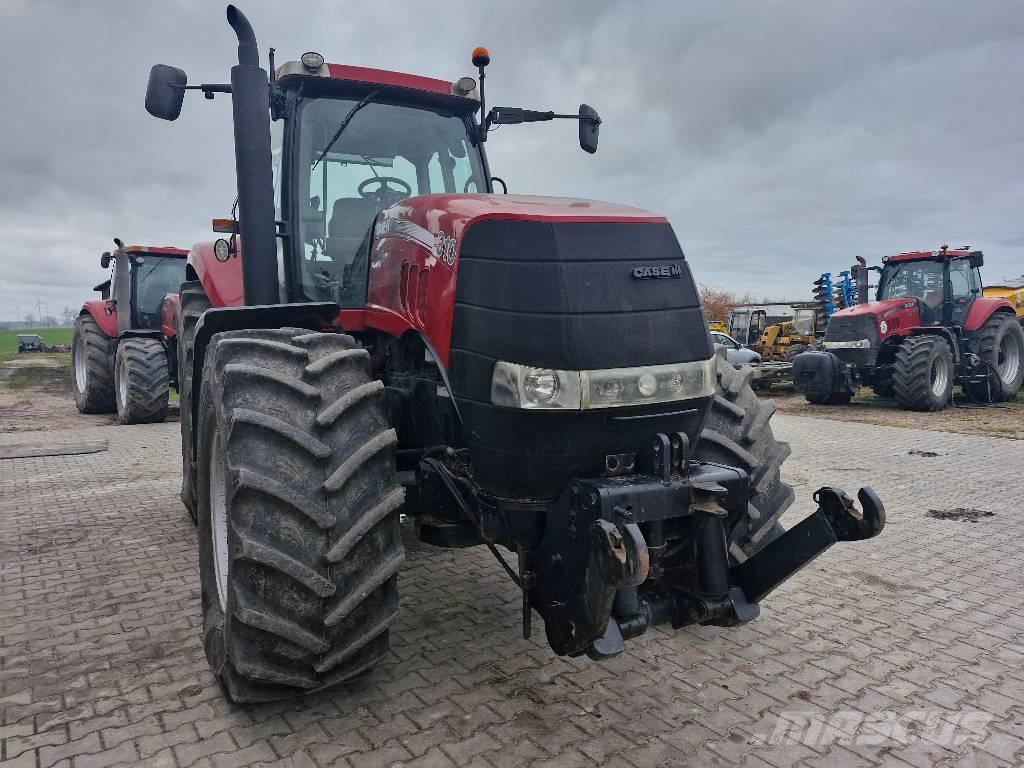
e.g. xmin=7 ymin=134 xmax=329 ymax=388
xmin=473 ymin=433 xmax=885 ymax=659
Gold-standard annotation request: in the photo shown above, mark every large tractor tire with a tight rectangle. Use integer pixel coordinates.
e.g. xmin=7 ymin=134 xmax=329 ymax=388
xmin=694 ymin=358 xmax=796 ymax=562
xmin=893 ymin=335 xmax=953 ymax=411
xmin=177 ymin=280 xmax=212 ymax=520
xmin=784 ymin=343 xmax=808 ymax=362
xmin=966 ymin=313 xmax=1024 ymax=402
xmin=72 ymin=314 xmax=116 ymax=414
xmin=196 ymin=328 xmax=405 ymax=703
xmin=114 ymin=338 xmax=170 ymax=424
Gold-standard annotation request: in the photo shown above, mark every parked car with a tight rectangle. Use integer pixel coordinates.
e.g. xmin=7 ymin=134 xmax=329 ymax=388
xmin=711 ymin=331 xmax=762 ymax=367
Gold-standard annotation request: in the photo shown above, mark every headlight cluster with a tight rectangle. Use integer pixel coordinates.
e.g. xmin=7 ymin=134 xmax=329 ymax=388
xmin=491 ymin=358 xmax=716 ymax=410
xmin=824 ymin=339 xmax=872 ymax=349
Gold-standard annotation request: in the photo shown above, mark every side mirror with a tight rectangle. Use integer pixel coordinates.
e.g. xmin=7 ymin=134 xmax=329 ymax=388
xmin=146 ymin=64 xmax=187 ymax=121
xmin=579 ymin=104 xmax=601 ymax=154
xmin=969 ymin=252 xmax=984 ymax=268
xmin=100 ymin=252 xmax=111 ymax=269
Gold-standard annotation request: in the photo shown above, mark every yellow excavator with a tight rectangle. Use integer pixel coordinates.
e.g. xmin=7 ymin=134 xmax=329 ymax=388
xmin=756 ymin=303 xmax=821 ymax=362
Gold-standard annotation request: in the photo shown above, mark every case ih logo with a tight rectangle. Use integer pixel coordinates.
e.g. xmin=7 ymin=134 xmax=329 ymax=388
xmin=632 ymin=263 xmax=683 ymax=279
xmin=434 ymin=231 xmax=457 ymax=266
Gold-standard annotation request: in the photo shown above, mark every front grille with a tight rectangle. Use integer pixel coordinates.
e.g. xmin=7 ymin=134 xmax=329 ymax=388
xmin=826 ymin=314 xmax=879 ymax=344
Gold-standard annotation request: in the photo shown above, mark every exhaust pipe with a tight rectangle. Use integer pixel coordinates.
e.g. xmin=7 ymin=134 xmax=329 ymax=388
xmin=226 ymin=4 xmax=279 ymax=306
xmin=853 ymin=256 xmax=869 ymax=305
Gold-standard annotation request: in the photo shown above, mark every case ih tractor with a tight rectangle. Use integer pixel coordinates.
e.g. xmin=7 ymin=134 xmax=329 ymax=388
xmin=794 ymin=247 xmax=1024 ymax=410
xmin=72 ymin=240 xmax=187 ymax=423
xmin=144 ymin=5 xmax=883 ymax=703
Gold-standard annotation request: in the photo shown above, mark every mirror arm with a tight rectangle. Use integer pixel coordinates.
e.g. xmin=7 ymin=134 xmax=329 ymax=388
xmin=173 ymin=83 xmax=232 ymax=99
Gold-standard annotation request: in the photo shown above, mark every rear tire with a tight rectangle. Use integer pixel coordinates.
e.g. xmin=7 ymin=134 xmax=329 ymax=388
xmin=196 ymin=328 xmax=404 ymax=703
xmin=694 ymin=358 xmax=795 ymax=562
xmin=784 ymin=343 xmax=808 ymax=362
xmin=178 ymin=281 xmax=212 ymax=520
xmin=72 ymin=314 xmax=116 ymax=414
xmin=893 ymin=335 xmax=953 ymax=411
xmin=114 ymin=338 xmax=170 ymax=424
xmin=966 ymin=314 xmax=1024 ymax=402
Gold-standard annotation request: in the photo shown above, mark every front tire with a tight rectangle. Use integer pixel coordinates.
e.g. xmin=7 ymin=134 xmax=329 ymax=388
xmin=114 ymin=338 xmax=170 ymax=424
xmin=694 ymin=358 xmax=795 ymax=562
xmin=893 ymin=335 xmax=953 ymax=411
xmin=197 ymin=328 xmax=405 ymax=703
xmin=72 ymin=314 xmax=116 ymax=414
xmin=967 ymin=314 xmax=1024 ymax=402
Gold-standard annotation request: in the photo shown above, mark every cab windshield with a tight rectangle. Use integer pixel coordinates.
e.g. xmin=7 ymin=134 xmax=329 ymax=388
xmin=791 ymin=309 xmax=814 ymax=336
xmin=133 ymin=256 xmax=186 ymax=329
xmin=294 ymin=96 xmax=486 ymax=306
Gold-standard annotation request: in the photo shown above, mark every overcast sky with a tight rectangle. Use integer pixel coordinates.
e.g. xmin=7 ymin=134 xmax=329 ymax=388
xmin=1 ymin=0 xmax=1023 ymax=322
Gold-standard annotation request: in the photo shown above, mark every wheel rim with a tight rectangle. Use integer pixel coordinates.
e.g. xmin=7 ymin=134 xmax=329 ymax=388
xmin=930 ymin=355 xmax=950 ymax=397
xmin=74 ymin=336 xmax=87 ymax=393
xmin=209 ymin=428 xmax=229 ymax=610
xmin=997 ymin=333 xmax=1021 ymax=385
xmin=117 ymin=359 xmax=128 ymax=411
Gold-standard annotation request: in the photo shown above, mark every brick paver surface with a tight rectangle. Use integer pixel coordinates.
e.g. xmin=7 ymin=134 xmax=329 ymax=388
xmin=1 ymin=415 xmax=1022 ymax=767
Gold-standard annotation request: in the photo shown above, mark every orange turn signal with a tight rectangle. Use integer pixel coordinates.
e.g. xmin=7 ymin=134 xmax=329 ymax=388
xmin=212 ymin=218 xmax=239 ymax=234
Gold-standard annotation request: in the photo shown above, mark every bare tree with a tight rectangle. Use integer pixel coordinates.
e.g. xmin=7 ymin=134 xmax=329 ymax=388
xmin=61 ymin=306 xmax=77 ymax=326
xmin=23 ymin=312 xmax=35 ymax=327
xmin=698 ymin=285 xmax=752 ymax=324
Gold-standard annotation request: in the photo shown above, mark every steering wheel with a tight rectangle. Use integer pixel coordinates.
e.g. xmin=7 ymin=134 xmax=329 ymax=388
xmin=358 ymin=176 xmax=412 ymax=206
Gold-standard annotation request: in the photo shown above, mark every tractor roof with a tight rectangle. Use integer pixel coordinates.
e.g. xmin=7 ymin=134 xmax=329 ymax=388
xmin=274 ymin=60 xmax=478 ymax=102
xmin=885 ymin=248 xmax=978 ymax=263
xmin=123 ymin=245 xmax=189 ymax=257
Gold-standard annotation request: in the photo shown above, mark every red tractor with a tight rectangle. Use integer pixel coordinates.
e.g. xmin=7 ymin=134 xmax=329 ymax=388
xmin=794 ymin=247 xmax=1024 ymax=410
xmin=144 ymin=5 xmax=883 ymax=703
xmin=72 ymin=240 xmax=188 ymax=423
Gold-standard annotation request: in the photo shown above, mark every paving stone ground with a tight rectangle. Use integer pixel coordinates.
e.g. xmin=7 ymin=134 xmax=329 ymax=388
xmin=1 ymin=414 xmax=1022 ymax=768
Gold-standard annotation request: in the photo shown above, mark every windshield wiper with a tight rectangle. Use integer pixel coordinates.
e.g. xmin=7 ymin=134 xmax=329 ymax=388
xmin=312 ymin=91 xmax=379 ymax=171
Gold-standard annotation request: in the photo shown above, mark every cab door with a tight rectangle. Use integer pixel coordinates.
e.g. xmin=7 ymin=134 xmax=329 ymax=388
xmin=947 ymin=259 xmax=975 ymax=327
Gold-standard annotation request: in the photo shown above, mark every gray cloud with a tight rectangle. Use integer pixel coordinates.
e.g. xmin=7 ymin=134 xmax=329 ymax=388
xmin=1 ymin=0 xmax=1022 ymax=321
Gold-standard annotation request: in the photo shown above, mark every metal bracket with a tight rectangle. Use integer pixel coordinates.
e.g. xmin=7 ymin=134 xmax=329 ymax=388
xmin=731 ymin=486 xmax=884 ymax=604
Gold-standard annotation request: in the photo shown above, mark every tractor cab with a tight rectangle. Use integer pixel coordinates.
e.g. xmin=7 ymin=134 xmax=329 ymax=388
xmin=876 ymin=248 xmax=983 ymax=328
xmin=102 ymin=244 xmax=189 ymax=333
xmin=273 ymin=64 xmax=488 ymax=307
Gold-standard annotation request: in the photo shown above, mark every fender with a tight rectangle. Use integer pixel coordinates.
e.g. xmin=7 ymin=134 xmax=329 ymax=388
xmin=161 ymin=293 xmax=180 ymax=339
xmin=908 ymin=326 xmax=961 ymax=362
xmin=186 ymin=302 xmax=340 ymax=467
xmin=964 ymin=297 xmax=1015 ymax=332
xmin=80 ymin=300 xmax=118 ymax=338
xmin=188 ymin=241 xmax=245 ymax=309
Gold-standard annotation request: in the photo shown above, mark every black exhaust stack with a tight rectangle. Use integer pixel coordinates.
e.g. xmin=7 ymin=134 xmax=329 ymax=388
xmin=226 ymin=5 xmax=279 ymax=306
xmin=853 ymin=256 xmax=869 ymax=305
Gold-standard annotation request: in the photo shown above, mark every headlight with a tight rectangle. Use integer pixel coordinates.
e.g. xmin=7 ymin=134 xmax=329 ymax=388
xmin=824 ymin=339 xmax=872 ymax=349
xmin=490 ymin=358 xmax=716 ymax=410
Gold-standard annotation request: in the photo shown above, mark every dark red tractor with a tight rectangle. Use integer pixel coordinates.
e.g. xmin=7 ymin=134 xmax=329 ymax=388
xmin=73 ymin=240 xmax=188 ymax=423
xmin=144 ymin=5 xmax=883 ymax=703
xmin=794 ymin=247 xmax=1024 ymax=410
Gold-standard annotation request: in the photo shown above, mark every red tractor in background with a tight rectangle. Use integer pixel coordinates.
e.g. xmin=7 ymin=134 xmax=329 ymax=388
xmin=794 ymin=247 xmax=1024 ymax=410
xmin=72 ymin=240 xmax=188 ymax=423
xmin=144 ymin=5 xmax=883 ymax=703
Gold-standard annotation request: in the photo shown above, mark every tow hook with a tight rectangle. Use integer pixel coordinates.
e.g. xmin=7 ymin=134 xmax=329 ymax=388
xmin=731 ymin=486 xmax=885 ymax=603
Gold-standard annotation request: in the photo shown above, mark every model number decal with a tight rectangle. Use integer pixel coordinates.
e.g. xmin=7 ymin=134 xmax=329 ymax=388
xmin=434 ymin=230 xmax=457 ymax=266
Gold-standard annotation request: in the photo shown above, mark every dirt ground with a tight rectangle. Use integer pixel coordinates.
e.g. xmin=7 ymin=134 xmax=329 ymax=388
xmin=0 ymin=352 xmax=178 ymax=432
xmin=768 ymin=382 xmax=1024 ymax=440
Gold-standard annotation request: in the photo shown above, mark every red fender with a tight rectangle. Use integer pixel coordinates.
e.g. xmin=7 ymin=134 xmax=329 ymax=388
xmin=81 ymin=300 xmax=117 ymax=338
xmin=161 ymin=293 xmax=180 ymax=338
xmin=964 ymin=296 xmax=1016 ymax=332
xmin=188 ymin=241 xmax=244 ymax=309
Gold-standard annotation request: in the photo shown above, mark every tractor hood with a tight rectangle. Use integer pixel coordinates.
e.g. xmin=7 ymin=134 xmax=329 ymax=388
xmin=831 ymin=298 xmax=914 ymax=320
xmin=377 ymin=193 xmax=669 ymax=272
xmin=371 ymin=193 xmax=714 ymax=498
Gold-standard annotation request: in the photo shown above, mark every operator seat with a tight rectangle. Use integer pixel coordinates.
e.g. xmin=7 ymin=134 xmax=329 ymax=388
xmin=326 ymin=197 xmax=381 ymax=269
